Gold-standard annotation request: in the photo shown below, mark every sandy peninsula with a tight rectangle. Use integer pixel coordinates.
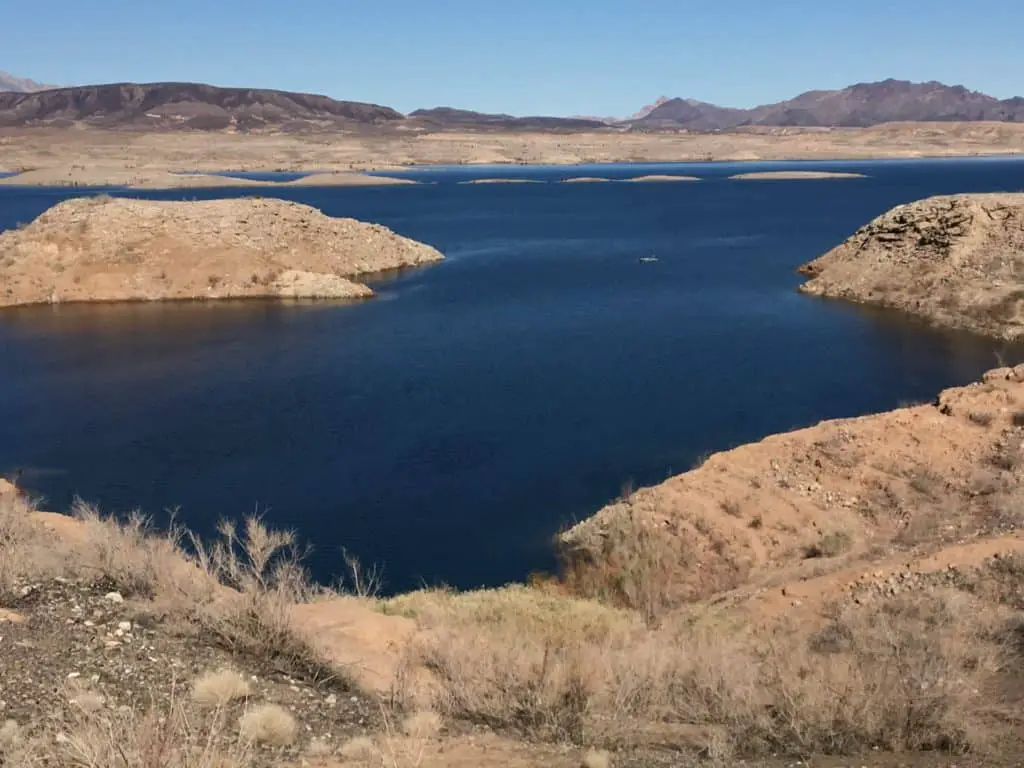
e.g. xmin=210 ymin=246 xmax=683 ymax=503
xmin=798 ymin=193 xmax=1024 ymax=339
xmin=0 ymin=196 xmax=443 ymax=308
xmin=0 ymin=167 xmax=416 ymax=189
xmin=729 ymin=170 xmax=867 ymax=180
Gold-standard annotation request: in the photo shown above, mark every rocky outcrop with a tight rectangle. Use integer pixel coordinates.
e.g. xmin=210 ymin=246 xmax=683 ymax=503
xmin=798 ymin=194 xmax=1024 ymax=339
xmin=0 ymin=197 xmax=443 ymax=308
xmin=558 ymin=364 xmax=1024 ymax=609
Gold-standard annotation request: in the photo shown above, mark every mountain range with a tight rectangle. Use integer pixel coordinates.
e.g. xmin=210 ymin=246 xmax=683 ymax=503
xmin=0 ymin=71 xmax=56 ymax=93
xmin=632 ymin=80 xmax=1024 ymax=129
xmin=0 ymin=74 xmax=1022 ymax=132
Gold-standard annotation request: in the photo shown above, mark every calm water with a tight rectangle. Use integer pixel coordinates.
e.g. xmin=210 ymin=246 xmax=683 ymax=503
xmin=2 ymin=158 xmax=1024 ymax=591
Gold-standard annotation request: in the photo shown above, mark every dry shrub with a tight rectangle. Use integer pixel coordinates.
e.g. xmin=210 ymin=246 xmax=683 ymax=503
xmin=761 ymin=591 xmax=1001 ymax=755
xmin=407 ymin=584 xmax=1005 ymax=758
xmin=69 ymin=500 xmax=213 ymax=606
xmin=237 ymin=703 xmax=297 ymax=747
xmin=191 ymin=669 xmax=252 ymax=708
xmin=0 ymin=492 xmax=46 ymax=598
xmin=22 ymin=502 xmax=343 ymax=689
xmin=56 ymin=694 xmax=254 ymax=768
xmin=804 ymin=530 xmax=853 ymax=559
xmin=188 ymin=518 xmax=339 ymax=684
xmin=558 ymin=513 xmax=694 ymax=624
xmin=339 ymin=735 xmax=379 ymax=762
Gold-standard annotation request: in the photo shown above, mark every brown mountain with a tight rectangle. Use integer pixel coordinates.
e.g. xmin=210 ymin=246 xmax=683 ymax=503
xmin=0 ymin=71 xmax=57 ymax=93
xmin=408 ymin=107 xmax=609 ymax=132
xmin=0 ymin=82 xmax=404 ymax=131
xmin=634 ymin=80 xmax=1024 ymax=130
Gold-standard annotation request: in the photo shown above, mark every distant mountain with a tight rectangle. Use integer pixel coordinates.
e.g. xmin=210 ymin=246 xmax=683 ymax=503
xmin=409 ymin=107 xmax=609 ymax=131
xmin=0 ymin=82 xmax=405 ymax=130
xmin=629 ymin=96 xmax=671 ymax=121
xmin=0 ymin=71 xmax=56 ymax=93
xmin=631 ymin=80 xmax=1024 ymax=130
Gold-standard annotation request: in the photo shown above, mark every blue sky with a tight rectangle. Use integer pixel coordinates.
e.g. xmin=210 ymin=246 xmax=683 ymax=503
xmin=4 ymin=0 xmax=1024 ymax=116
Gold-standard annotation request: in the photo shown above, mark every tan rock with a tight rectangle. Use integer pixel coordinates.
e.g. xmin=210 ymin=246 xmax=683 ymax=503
xmin=0 ymin=196 xmax=443 ymax=308
xmin=798 ymin=193 xmax=1024 ymax=338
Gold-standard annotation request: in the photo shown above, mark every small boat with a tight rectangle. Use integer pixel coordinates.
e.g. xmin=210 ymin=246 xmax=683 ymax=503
xmin=638 ymin=254 xmax=658 ymax=263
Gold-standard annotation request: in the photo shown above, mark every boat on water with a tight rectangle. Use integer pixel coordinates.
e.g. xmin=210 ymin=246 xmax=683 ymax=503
xmin=638 ymin=254 xmax=658 ymax=263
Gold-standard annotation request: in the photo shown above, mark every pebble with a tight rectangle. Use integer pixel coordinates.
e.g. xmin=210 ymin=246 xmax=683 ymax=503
xmin=103 ymin=592 xmax=124 ymax=604
xmin=325 ymin=694 xmax=337 ymax=706
xmin=117 ymin=621 xmax=132 ymax=632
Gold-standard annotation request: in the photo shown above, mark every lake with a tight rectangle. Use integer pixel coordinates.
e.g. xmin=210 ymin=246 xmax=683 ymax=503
xmin=1 ymin=158 xmax=1024 ymax=592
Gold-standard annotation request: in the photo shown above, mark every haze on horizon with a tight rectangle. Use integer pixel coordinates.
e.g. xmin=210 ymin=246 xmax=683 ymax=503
xmin=4 ymin=0 xmax=1024 ymax=117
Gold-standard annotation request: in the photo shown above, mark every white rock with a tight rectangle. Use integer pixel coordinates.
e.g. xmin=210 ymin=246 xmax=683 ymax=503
xmin=104 ymin=592 xmax=124 ymax=604
xmin=117 ymin=621 xmax=132 ymax=632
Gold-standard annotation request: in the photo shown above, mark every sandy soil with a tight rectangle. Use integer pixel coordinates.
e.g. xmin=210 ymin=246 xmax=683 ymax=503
xmin=1 ymin=122 xmax=1023 ymax=184
xmin=799 ymin=193 xmax=1024 ymax=339
xmin=729 ymin=170 xmax=866 ymax=179
xmin=0 ymin=197 xmax=443 ymax=308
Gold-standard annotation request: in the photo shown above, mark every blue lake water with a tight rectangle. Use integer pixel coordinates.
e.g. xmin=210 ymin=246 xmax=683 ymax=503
xmin=1 ymin=158 xmax=1024 ymax=591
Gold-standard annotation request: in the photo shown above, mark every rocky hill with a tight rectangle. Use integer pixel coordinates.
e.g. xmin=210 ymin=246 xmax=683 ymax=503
xmin=633 ymin=79 xmax=1024 ymax=130
xmin=798 ymin=193 xmax=1024 ymax=339
xmin=0 ymin=196 xmax=443 ymax=307
xmin=0 ymin=82 xmax=405 ymax=130
xmin=0 ymin=70 xmax=56 ymax=93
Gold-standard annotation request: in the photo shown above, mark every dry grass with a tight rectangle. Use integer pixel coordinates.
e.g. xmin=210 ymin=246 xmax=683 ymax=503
xmin=9 ymin=691 xmax=259 ymax=768
xmin=397 ymin=583 xmax=1011 ymax=758
xmin=237 ymin=703 xmax=297 ymax=746
xmin=191 ymin=669 xmax=252 ymax=708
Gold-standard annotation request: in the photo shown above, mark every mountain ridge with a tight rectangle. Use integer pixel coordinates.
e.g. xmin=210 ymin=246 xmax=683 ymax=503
xmin=634 ymin=79 xmax=1024 ymax=129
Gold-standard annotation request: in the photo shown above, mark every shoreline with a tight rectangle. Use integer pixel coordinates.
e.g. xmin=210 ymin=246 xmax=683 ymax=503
xmin=1 ymin=152 xmax=1022 ymax=189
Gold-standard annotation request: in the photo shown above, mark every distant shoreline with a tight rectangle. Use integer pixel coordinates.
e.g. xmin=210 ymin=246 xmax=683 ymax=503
xmin=1 ymin=153 xmax=1023 ymax=190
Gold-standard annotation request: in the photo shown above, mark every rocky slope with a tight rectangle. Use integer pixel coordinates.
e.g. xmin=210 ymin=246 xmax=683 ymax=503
xmin=0 ymin=197 xmax=443 ymax=308
xmin=0 ymin=82 xmax=404 ymax=131
xmin=798 ymin=193 xmax=1024 ymax=338
xmin=559 ymin=364 xmax=1024 ymax=609
xmin=634 ymin=79 xmax=1024 ymax=130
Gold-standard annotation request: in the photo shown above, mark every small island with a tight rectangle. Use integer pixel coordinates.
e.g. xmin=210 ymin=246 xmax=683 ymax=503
xmin=560 ymin=177 xmax=612 ymax=183
xmin=621 ymin=174 xmax=701 ymax=182
xmin=457 ymin=178 xmax=544 ymax=184
xmin=0 ymin=196 xmax=444 ymax=308
xmin=798 ymin=193 xmax=1024 ymax=338
xmin=729 ymin=170 xmax=866 ymax=180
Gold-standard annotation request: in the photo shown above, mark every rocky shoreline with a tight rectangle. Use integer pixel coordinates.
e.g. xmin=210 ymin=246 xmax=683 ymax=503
xmin=798 ymin=193 xmax=1024 ymax=339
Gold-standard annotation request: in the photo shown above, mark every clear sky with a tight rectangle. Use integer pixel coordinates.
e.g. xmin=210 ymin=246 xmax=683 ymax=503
xmin=5 ymin=0 xmax=1024 ymax=116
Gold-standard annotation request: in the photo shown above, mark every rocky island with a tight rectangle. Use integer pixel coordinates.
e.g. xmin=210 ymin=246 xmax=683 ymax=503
xmin=0 ymin=196 xmax=444 ymax=308
xmin=798 ymin=193 xmax=1024 ymax=338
